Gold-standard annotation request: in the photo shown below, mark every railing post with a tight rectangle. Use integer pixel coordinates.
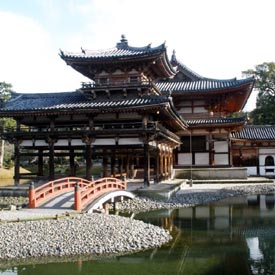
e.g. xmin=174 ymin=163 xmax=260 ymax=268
xmin=29 ymin=182 xmax=36 ymax=208
xmin=121 ymin=176 xmax=126 ymax=190
xmin=74 ymin=181 xmax=82 ymax=211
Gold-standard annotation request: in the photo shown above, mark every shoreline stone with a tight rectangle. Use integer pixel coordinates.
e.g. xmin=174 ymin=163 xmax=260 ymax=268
xmin=116 ymin=183 xmax=275 ymax=213
xmin=0 ymin=213 xmax=171 ymax=261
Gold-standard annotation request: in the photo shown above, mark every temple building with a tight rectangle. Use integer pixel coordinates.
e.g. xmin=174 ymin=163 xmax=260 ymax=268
xmin=2 ymin=35 xmax=273 ymax=186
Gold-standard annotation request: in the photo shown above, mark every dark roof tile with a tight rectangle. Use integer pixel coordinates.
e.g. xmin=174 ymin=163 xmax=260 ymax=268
xmin=156 ymin=77 xmax=254 ymax=93
xmin=187 ymin=117 xmax=246 ymax=126
xmin=0 ymin=91 xmax=169 ymax=113
xmin=232 ymin=125 xmax=275 ymax=140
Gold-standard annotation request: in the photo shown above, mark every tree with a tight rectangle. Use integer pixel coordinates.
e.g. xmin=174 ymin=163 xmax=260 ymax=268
xmin=243 ymin=62 xmax=275 ymax=125
xmin=0 ymin=82 xmax=13 ymax=168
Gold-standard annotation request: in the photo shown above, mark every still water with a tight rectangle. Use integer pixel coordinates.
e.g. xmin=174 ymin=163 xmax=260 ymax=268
xmin=1 ymin=194 xmax=275 ymax=275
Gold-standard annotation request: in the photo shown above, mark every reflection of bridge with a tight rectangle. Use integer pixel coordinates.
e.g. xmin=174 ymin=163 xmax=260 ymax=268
xmin=29 ymin=177 xmax=134 ymax=212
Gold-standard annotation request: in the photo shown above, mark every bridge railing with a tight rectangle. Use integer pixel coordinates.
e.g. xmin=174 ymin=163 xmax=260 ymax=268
xmin=29 ymin=177 xmax=90 ymax=208
xmin=75 ymin=177 xmax=127 ymax=211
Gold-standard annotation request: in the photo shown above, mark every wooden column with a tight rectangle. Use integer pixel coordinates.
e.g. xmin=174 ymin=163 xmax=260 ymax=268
xmin=13 ymin=139 xmax=21 ymax=185
xmin=160 ymin=148 xmax=163 ymax=181
xmin=228 ymin=135 xmax=232 ymax=167
xmin=168 ymin=150 xmax=172 ymax=179
xmin=103 ymin=151 xmax=108 ymax=177
xmin=85 ymin=144 xmax=92 ymax=180
xmin=155 ymin=148 xmax=160 ymax=183
xmin=69 ymin=148 xmax=75 ymax=176
xmin=125 ymin=154 xmax=130 ymax=179
xmin=209 ymin=133 xmax=215 ymax=166
xmin=37 ymin=148 xmax=44 ymax=176
xmin=111 ymin=154 xmax=116 ymax=176
xmin=119 ymin=157 xmax=123 ymax=177
xmin=164 ymin=151 xmax=168 ymax=179
xmin=143 ymin=143 xmax=150 ymax=187
xmin=48 ymin=137 xmax=55 ymax=180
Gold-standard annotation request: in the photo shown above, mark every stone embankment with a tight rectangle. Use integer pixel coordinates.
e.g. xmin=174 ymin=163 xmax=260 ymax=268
xmin=0 ymin=213 xmax=171 ymax=260
xmin=116 ymin=183 xmax=275 ymax=213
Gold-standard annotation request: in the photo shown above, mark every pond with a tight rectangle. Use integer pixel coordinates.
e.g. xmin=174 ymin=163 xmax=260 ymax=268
xmin=1 ymin=193 xmax=275 ymax=275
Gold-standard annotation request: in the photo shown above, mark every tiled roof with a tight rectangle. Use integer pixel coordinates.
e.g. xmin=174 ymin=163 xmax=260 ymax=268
xmin=232 ymin=125 xmax=275 ymax=140
xmin=60 ymin=35 xmax=166 ymax=60
xmin=187 ymin=117 xmax=246 ymax=127
xmin=0 ymin=92 xmax=170 ymax=113
xmin=156 ymin=77 xmax=254 ymax=93
xmin=171 ymin=52 xmax=203 ymax=81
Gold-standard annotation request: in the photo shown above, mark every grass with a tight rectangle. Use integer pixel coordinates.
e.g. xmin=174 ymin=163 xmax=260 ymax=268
xmin=0 ymin=167 xmax=31 ymax=186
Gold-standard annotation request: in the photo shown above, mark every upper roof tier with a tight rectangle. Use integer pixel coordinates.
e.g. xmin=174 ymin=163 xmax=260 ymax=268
xmin=60 ymin=35 xmax=176 ymax=80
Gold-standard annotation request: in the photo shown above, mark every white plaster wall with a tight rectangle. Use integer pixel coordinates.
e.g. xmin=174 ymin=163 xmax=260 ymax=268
xmin=259 ymin=154 xmax=275 ymax=166
xmin=35 ymin=140 xmax=47 ymax=146
xmin=178 ymin=153 xmax=192 ymax=165
xmin=195 ymin=153 xmax=209 ymax=165
xmin=119 ymin=138 xmax=143 ymax=145
xmin=247 ymin=166 xmax=257 ymax=176
xmin=260 ymin=166 xmax=275 ymax=176
xmin=259 ymin=148 xmax=275 ymax=154
xmin=55 ymin=139 xmax=68 ymax=146
xmin=21 ymin=140 xmax=33 ymax=146
xmin=71 ymin=139 xmax=84 ymax=146
xmin=94 ymin=138 xmax=116 ymax=145
xmin=214 ymin=154 xmax=229 ymax=165
xmin=193 ymin=106 xmax=207 ymax=113
xmin=214 ymin=141 xmax=228 ymax=152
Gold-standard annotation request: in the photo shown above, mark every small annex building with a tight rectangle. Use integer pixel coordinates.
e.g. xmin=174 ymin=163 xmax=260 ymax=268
xmin=1 ymin=35 xmax=272 ymax=185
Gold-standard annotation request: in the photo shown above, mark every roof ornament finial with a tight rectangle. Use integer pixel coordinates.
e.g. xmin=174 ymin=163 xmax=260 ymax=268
xmin=171 ymin=49 xmax=176 ymax=61
xmin=117 ymin=34 xmax=128 ymax=48
xmin=81 ymin=47 xmax=86 ymax=55
xmin=121 ymin=34 xmax=127 ymax=43
xmin=59 ymin=49 xmax=64 ymax=57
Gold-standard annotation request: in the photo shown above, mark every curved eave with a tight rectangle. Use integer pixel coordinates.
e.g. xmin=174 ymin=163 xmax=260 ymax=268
xmin=187 ymin=118 xmax=246 ymax=130
xmin=171 ymin=57 xmax=203 ymax=81
xmin=159 ymin=77 xmax=255 ymax=94
xmin=60 ymin=46 xmax=176 ymax=79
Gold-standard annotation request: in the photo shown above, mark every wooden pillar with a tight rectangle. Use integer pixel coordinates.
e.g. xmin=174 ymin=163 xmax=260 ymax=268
xmin=164 ymin=150 xmax=168 ymax=179
xmin=168 ymin=150 xmax=172 ymax=179
xmin=143 ymin=143 xmax=150 ymax=187
xmin=209 ymin=133 xmax=215 ymax=166
xmin=119 ymin=157 xmax=123 ymax=177
xmin=14 ymin=140 xmax=20 ymax=185
xmin=69 ymin=148 xmax=75 ymax=176
xmin=85 ymin=144 xmax=92 ymax=180
xmin=160 ymin=148 xmax=163 ymax=180
xmin=228 ymin=135 xmax=232 ymax=167
xmin=48 ymin=137 xmax=55 ymax=180
xmin=111 ymin=154 xmax=116 ymax=176
xmin=37 ymin=148 xmax=44 ymax=176
xmin=126 ymin=154 xmax=130 ymax=179
xmin=155 ymin=148 xmax=160 ymax=183
xmin=103 ymin=153 xmax=108 ymax=177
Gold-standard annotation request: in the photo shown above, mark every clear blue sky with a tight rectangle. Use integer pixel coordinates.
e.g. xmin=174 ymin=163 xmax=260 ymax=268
xmin=1 ymin=0 xmax=275 ymax=111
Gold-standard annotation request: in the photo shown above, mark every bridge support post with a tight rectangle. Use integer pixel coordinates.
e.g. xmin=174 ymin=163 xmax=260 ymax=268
xmin=29 ymin=182 xmax=35 ymax=208
xmin=74 ymin=182 xmax=82 ymax=211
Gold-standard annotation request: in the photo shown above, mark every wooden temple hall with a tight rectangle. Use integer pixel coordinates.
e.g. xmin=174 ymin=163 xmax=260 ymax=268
xmin=0 ymin=35 xmax=255 ymax=186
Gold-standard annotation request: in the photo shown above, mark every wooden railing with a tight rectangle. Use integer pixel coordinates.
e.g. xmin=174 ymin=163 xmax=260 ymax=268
xmin=29 ymin=177 xmax=127 ymax=211
xmin=75 ymin=177 xmax=126 ymax=210
xmin=29 ymin=177 xmax=90 ymax=208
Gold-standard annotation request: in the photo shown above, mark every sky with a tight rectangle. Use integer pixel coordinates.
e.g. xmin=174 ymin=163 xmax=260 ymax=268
xmin=1 ymin=0 xmax=275 ymax=111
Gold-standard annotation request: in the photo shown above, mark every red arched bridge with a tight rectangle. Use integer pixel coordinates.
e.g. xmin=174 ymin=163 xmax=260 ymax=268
xmin=29 ymin=177 xmax=134 ymax=212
